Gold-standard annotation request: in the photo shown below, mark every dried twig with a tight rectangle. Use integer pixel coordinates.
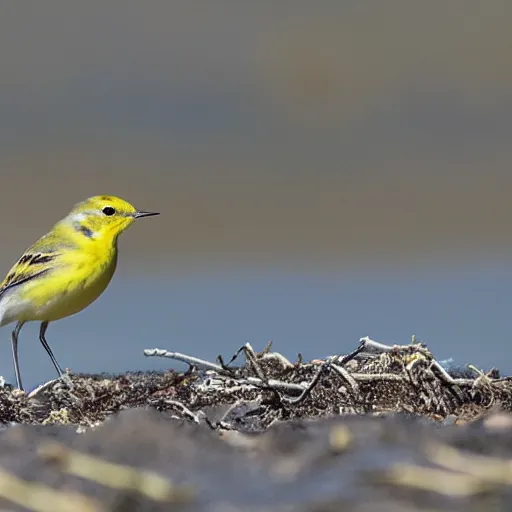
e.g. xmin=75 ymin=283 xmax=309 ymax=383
xmin=329 ymin=363 xmax=359 ymax=392
xmin=279 ymin=353 xmax=363 ymax=406
xmin=259 ymin=351 xmax=294 ymax=368
xmin=219 ymin=375 xmax=306 ymax=394
xmin=242 ymin=343 xmax=267 ymax=382
xmin=429 ymin=359 xmax=475 ymax=387
xmin=144 ymin=349 xmax=227 ymax=374
xmin=150 ymin=399 xmax=201 ymax=424
xmin=144 ymin=336 xmax=503 ymax=422
xmin=358 ymin=336 xmax=432 ymax=359
xmin=350 ymin=373 xmax=407 ymax=382
xmin=28 ymin=372 xmax=76 ymax=398
xmin=327 ymin=339 xmax=368 ymax=366
xmin=280 ymin=364 xmax=327 ymax=405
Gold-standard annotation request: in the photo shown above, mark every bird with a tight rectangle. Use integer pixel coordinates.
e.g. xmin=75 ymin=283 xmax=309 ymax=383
xmin=0 ymin=195 xmax=159 ymax=391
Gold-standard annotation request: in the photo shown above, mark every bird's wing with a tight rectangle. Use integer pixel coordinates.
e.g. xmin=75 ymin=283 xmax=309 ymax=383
xmin=0 ymin=233 xmax=66 ymax=297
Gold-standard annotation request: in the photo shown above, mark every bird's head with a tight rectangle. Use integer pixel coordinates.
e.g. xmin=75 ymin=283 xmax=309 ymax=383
xmin=62 ymin=195 xmax=159 ymax=242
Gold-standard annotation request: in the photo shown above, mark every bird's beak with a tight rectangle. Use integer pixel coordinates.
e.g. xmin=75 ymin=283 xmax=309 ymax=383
xmin=134 ymin=210 xmax=160 ymax=219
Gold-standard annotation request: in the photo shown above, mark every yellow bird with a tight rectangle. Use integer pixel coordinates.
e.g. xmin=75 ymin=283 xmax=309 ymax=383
xmin=0 ymin=195 xmax=159 ymax=390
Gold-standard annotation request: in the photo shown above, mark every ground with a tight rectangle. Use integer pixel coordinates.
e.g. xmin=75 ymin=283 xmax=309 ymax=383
xmin=0 ymin=338 xmax=510 ymax=511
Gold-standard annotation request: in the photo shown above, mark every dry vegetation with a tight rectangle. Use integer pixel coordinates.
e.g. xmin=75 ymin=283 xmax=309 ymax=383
xmin=0 ymin=338 xmax=510 ymax=510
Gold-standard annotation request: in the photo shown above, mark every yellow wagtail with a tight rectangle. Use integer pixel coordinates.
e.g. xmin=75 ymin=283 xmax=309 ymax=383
xmin=0 ymin=195 xmax=159 ymax=390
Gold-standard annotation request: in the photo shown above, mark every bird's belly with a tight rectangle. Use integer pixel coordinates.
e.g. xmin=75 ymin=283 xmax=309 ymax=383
xmin=42 ymin=269 xmax=114 ymax=321
xmin=1 ymin=257 xmax=116 ymax=324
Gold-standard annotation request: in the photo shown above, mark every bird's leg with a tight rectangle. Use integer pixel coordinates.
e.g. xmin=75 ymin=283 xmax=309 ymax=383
xmin=39 ymin=322 xmax=65 ymax=378
xmin=11 ymin=321 xmax=25 ymax=390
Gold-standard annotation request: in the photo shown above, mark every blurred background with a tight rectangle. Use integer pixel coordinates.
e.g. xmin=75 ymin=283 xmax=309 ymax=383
xmin=0 ymin=2 xmax=512 ymax=388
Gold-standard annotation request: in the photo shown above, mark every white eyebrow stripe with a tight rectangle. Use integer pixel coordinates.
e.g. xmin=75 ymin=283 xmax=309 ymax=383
xmin=72 ymin=212 xmax=87 ymax=223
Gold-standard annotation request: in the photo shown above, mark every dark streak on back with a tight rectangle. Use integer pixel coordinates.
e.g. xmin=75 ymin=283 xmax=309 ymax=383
xmin=19 ymin=253 xmax=56 ymax=266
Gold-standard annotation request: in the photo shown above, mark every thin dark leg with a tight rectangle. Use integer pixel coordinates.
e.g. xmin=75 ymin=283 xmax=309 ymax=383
xmin=11 ymin=321 xmax=25 ymax=390
xmin=39 ymin=322 xmax=65 ymax=378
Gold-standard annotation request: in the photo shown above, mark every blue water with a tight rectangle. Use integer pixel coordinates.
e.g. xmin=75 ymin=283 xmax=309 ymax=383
xmin=2 ymin=262 xmax=510 ymax=390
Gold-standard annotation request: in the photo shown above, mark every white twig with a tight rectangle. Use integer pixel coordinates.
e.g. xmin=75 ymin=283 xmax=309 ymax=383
xmin=429 ymin=360 xmax=475 ymax=387
xmin=151 ymin=399 xmax=201 ymax=424
xmin=350 ymin=373 xmax=406 ymax=382
xmin=260 ymin=352 xmax=294 ymax=368
xmin=223 ymin=375 xmax=306 ymax=394
xmin=330 ymin=363 xmax=359 ymax=392
xmin=280 ymin=365 xmax=327 ymax=404
xmin=28 ymin=374 xmax=77 ymax=401
xmin=144 ymin=349 xmax=227 ymax=374
xmin=359 ymin=336 xmax=396 ymax=352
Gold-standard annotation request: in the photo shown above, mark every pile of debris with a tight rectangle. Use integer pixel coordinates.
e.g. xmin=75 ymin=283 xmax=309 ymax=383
xmin=2 ymin=336 xmax=508 ymax=429
xmin=0 ymin=337 xmax=510 ymax=511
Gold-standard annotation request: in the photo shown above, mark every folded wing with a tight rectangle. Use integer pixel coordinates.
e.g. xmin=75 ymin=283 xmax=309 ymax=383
xmin=0 ymin=234 xmax=63 ymax=298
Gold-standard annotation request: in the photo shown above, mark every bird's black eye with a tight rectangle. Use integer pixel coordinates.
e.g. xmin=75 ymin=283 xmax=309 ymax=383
xmin=102 ymin=206 xmax=116 ymax=216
